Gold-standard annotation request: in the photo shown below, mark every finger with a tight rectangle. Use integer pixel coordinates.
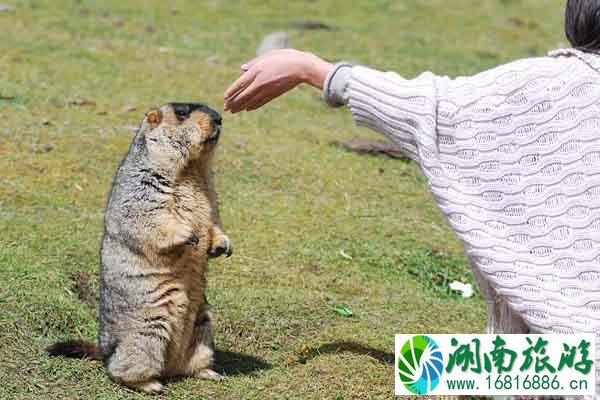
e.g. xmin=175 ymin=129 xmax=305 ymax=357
xmin=245 ymin=92 xmax=276 ymax=111
xmin=224 ymin=80 xmax=253 ymax=110
xmin=246 ymin=80 xmax=294 ymax=111
xmin=224 ymin=73 xmax=254 ymax=101
xmin=241 ymin=56 xmax=262 ymax=71
xmin=225 ymin=81 xmax=262 ymax=113
xmin=240 ymin=60 xmax=254 ymax=71
xmin=223 ymin=69 xmax=257 ymax=100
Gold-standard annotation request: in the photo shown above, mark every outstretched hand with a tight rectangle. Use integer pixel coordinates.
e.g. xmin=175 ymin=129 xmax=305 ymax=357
xmin=223 ymin=49 xmax=333 ymax=113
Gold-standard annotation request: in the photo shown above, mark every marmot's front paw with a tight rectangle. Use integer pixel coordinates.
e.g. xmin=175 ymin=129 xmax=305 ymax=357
xmin=173 ymin=225 xmax=199 ymax=248
xmin=156 ymin=223 xmax=196 ymax=253
xmin=208 ymin=234 xmax=232 ymax=258
xmin=185 ymin=232 xmax=200 ymax=246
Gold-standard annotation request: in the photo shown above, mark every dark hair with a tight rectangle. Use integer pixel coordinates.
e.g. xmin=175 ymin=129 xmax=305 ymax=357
xmin=565 ymin=0 xmax=600 ymax=51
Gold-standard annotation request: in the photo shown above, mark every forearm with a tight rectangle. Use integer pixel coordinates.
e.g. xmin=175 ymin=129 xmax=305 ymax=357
xmin=323 ymin=64 xmax=444 ymax=165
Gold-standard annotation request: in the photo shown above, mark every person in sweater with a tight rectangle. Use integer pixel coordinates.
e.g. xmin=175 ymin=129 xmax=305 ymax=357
xmin=224 ymin=0 xmax=600 ymax=395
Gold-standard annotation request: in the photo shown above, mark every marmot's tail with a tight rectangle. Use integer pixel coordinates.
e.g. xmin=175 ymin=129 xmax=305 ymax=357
xmin=46 ymin=340 xmax=102 ymax=361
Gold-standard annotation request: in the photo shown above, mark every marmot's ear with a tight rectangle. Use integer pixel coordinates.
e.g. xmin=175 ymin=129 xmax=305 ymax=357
xmin=146 ymin=109 xmax=163 ymax=127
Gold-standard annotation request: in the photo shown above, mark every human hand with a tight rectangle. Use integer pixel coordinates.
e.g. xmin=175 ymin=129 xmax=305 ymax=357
xmin=223 ymin=49 xmax=333 ymax=113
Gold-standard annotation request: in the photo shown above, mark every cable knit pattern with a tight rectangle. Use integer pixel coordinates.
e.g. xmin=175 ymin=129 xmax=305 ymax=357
xmin=331 ymin=49 xmax=600 ymax=395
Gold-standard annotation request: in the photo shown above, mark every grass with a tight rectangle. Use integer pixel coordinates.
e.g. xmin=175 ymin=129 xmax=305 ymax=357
xmin=0 ymin=0 xmax=564 ymax=398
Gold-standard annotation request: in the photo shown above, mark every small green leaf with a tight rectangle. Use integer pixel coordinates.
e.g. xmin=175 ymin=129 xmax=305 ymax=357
xmin=333 ymin=305 xmax=353 ymax=317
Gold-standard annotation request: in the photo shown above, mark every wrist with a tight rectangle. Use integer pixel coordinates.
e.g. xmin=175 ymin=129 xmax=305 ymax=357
xmin=299 ymin=52 xmax=333 ymax=89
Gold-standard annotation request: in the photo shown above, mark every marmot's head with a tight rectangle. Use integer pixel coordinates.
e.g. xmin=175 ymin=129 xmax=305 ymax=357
xmin=138 ymin=102 xmax=222 ymax=169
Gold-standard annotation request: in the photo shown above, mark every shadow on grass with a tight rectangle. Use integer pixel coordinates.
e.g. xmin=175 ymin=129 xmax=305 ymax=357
xmin=297 ymin=341 xmax=394 ymax=365
xmin=215 ymin=350 xmax=272 ymax=376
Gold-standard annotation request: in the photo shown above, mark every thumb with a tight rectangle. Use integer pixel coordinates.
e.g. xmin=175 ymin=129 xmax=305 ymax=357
xmin=241 ymin=57 xmax=260 ymax=71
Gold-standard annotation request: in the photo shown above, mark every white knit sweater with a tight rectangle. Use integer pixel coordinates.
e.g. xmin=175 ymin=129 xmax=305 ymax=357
xmin=324 ymin=48 xmax=600 ymax=393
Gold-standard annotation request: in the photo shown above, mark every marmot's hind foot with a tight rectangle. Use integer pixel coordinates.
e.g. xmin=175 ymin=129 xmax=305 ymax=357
xmin=127 ymin=380 xmax=164 ymax=394
xmin=194 ymin=369 xmax=223 ymax=381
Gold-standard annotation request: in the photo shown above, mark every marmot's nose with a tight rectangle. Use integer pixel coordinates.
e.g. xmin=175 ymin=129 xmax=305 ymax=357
xmin=173 ymin=103 xmax=192 ymax=121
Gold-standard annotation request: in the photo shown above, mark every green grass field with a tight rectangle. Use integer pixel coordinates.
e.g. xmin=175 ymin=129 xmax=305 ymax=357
xmin=0 ymin=0 xmax=565 ymax=398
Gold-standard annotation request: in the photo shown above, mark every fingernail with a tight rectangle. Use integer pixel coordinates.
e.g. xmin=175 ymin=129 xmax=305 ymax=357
xmin=241 ymin=64 xmax=249 ymax=70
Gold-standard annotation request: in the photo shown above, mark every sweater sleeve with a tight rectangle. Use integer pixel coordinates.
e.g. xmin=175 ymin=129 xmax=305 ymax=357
xmin=327 ymin=65 xmax=448 ymax=167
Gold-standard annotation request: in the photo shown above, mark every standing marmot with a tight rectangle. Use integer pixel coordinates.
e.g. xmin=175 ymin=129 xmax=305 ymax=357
xmin=48 ymin=102 xmax=232 ymax=393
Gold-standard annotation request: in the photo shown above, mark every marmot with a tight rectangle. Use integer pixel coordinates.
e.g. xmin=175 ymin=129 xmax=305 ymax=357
xmin=47 ymin=102 xmax=232 ymax=393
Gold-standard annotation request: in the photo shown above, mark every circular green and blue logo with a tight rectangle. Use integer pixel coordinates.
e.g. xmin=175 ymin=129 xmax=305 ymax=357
xmin=397 ymin=335 xmax=444 ymax=395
